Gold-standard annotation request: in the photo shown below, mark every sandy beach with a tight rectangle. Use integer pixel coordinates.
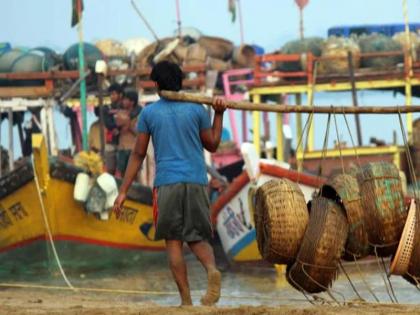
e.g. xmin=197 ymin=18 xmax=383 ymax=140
xmin=1 ymin=287 xmax=420 ymax=315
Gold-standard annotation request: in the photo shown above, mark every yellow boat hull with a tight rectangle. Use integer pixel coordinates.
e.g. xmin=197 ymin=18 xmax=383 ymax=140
xmin=0 ymin=135 xmax=165 ymax=254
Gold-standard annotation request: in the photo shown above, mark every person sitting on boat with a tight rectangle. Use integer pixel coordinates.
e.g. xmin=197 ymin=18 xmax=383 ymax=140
xmin=103 ymin=83 xmax=124 ymax=174
xmin=113 ymin=61 xmax=226 ymax=306
xmin=114 ymin=90 xmax=141 ymax=177
xmin=88 ymin=107 xmax=103 ymax=153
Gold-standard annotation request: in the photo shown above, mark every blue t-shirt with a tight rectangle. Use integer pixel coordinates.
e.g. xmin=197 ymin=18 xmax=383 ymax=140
xmin=137 ymin=98 xmax=211 ymax=187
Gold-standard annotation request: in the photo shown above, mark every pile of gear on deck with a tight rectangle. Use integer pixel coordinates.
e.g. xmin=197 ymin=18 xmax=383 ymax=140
xmin=1 ymin=29 xmax=419 ymax=90
xmin=254 ymin=161 xmax=420 ymax=296
xmin=273 ymin=32 xmax=420 ymax=75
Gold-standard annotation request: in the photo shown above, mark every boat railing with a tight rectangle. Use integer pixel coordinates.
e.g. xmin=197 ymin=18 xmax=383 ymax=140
xmin=222 ymin=68 xmax=254 ymax=101
xmin=0 ymin=63 xmax=208 ymax=99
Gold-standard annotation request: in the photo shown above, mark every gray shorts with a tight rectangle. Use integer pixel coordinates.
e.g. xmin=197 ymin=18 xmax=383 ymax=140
xmin=153 ymin=183 xmax=213 ymax=242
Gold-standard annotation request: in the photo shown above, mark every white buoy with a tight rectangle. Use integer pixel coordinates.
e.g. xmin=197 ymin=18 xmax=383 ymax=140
xmin=74 ymin=173 xmax=91 ymax=203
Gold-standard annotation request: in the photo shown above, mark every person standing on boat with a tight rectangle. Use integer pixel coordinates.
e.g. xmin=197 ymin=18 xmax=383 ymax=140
xmin=103 ymin=83 xmax=124 ymax=174
xmin=113 ymin=61 xmax=226 ymax=306
xmin=115 ymin=90 xmax=141 ymax=177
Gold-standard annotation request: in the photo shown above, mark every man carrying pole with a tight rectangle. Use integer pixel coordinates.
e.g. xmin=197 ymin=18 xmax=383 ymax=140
xmin=113 ymin=61 xmax=226 ymax=306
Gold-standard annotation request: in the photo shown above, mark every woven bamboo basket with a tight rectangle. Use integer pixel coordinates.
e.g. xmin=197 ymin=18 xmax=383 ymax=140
xmin=287 ymin=196 xmax=348 ymax=294
xmin=254 ymin=179 xmax=309 ymax=265
xmin=403 ymin=202 xmax=420 ymax=286
xmin=322 ymin=173 xmax=370 ymax=260
xmin=356 ymin=162 xmax=407 ymax=257
xmin=390 ymin=199 xmax=417 ymax=275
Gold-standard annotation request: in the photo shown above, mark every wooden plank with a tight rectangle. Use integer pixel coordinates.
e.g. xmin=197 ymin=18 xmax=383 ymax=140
xmin=0 ymin=70 xmax=80 ymax=80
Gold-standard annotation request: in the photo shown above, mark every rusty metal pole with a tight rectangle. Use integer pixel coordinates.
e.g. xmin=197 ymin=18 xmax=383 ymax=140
xmin=97 ymin=74 xmax=105 ymax=158
xmin=299 ymin=8 xmax=304 ymax=40
xmin=348 ymin=51 xmax=363 ymax=146
xmin=8 ymin=108 xmax=14 ymax=171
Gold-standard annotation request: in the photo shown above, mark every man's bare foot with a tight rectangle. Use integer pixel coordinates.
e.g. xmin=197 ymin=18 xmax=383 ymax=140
xmin=200 ymin=268 xmax=221 ymax=306
xmin=180 ymin=291 xmax=193 ymax=306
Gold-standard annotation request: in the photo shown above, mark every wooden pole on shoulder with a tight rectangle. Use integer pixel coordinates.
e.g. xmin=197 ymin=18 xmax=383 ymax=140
xmin=161 ymin=90 xmax=420 ymax=114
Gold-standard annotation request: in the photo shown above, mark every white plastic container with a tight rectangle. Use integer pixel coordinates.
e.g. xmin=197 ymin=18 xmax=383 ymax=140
xmin=97 ymin=173 xmax=119 ymax=210
xmin=74 ymin=173 xmax=91 ymax=203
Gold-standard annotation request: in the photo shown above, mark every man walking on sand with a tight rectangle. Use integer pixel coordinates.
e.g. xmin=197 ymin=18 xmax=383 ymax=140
xmin=113 ymin=61 xmax=226 ymax=306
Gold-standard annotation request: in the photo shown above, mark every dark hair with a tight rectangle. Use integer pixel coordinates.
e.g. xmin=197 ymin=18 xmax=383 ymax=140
xmin=108 ymin=83 xmax=123 ymax=94
xmin=123 ymin=90 xmax=138 ymax=104
xmin=150 ymin=61 xmax=183 ymax=91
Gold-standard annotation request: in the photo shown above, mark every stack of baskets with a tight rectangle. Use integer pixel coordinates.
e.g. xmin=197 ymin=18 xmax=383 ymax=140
xmin=254 ymin=161 xmax=411 ymax=294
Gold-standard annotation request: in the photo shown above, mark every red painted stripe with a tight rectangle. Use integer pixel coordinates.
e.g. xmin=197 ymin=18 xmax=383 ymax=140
xmin=211 ymin=171 xmax=250 ymax=223
xmin=260 ymin=163 xmax=326 ymax=188
xmin=0 ymin=234 xmax=165 ymax=254
xmin=210 ymin=164 xmax=326 ymax=224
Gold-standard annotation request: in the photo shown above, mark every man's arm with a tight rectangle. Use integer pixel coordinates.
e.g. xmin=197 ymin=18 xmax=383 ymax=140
xmin=113 ymin=133 xmax=150 ymax=215
xmin=200 ymin=98 xmax=226 ymax=153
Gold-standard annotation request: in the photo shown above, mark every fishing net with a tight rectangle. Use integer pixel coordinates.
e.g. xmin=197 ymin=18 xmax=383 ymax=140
xmin=287 ymin=196 xmax=348 ymax=294
xmin=358 ymin=34 xmax=403 ymax=68
xmin=392 ymin=32 xmax=420 ymax=62
xmin=254 ymin=179 xmax=309 ymax=265
xmin=318 ymin=36 xmax=361 ymax=74
xmin=278 ymin=37 xmax=324 ymax=72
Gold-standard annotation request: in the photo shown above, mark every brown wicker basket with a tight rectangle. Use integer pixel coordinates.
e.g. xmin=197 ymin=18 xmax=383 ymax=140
xmin=254 ymin=179 xmax=309 ymax=265
xmin=390 ymin=199 xmax=417 ymax=275
xmin=356 ymin=162 xmax=407 ymax=257
xmin=403 ymin=201 xmax=420 ymax=286
xmin=287 ymin=196 xmax=348 ymax=293
xmin=322 ymin=173 xmax=370 ymax=260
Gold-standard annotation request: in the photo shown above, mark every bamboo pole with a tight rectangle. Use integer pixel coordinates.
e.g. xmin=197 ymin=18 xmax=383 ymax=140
xmin=161 ymin=91 xmax=420 ymax=114
xmin=252 ymin=94 xmax=261 ymax=156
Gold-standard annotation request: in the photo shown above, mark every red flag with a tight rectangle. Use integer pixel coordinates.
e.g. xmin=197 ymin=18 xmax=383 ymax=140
xmin=295 ymin=0 xmax=309 ymax=9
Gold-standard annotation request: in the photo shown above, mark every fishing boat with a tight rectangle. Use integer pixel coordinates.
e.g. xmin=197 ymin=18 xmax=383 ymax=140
xmin=0 ymin=134 xmax=165 ymax=268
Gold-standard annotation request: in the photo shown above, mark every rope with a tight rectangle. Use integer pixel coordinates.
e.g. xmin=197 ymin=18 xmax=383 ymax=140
xmin=296 ymin=111 xmax=314 ymax=184
xmin=300 ymin=263 xmax=344 ymax=306
xmin=319 ymin=112 xmax=332 ymax=177
xmin=353 ymin=255 xmax=380 ymax=303
xmin=333 ymin=111 xmax=345 ymax=175
xmin=31 ymin=156 xmax=75 ymax=290
xmin=397 ymin=110 xmax=419 ymax=200
xmin=381 ymin=257 xmax=399 ymax=303
xmin=286 ymin=264 xmax=317 ymax=305
xmin=342 ymin=111 xmax=362 ymax=168
xmin=339 ymin=261 xmax=364 ymax=301
xmin=373 ymin=246 xmax=396 ymax=303
xmin=0 ymin=282 xmax=311 ymax=303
